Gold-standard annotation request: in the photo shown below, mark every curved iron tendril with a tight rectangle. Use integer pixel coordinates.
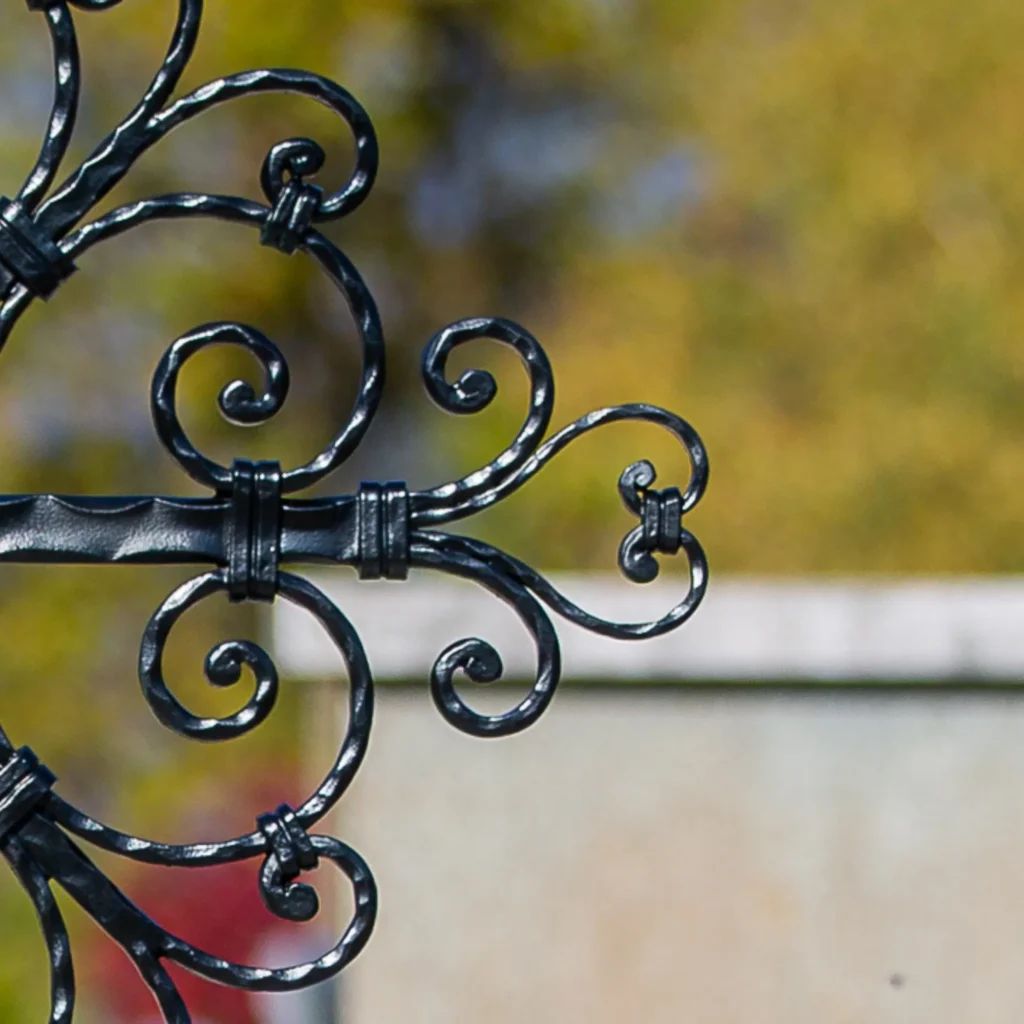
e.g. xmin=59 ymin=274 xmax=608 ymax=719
xmin=0 ymin=1 xmax=709 ymax=1020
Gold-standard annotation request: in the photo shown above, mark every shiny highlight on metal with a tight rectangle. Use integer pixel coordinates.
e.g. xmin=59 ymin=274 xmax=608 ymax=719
xmin=0 ymin=2 xmax=709 ymax=1020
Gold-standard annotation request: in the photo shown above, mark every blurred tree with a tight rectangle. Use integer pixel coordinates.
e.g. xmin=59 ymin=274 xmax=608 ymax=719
xmin=2 ymin=0 xmax=1024 ymax=1018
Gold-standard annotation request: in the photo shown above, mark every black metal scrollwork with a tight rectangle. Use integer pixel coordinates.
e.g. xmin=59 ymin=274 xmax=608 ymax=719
xmin=0 ymin=2 xmax=710 ymax=1020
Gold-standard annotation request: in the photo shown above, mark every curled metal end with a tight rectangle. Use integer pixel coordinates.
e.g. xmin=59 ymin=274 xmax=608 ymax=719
xmin=260 ymin=139 xmax=326 ymax=255
xmin=617 ymin=460 xmax=686 ymax=584
xmin=258 ymin=805 xmax=321 ymax=923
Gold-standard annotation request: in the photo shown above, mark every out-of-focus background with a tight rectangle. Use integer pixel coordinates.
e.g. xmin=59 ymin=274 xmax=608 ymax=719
xmin=2 ymin=0 xmax=1024 ymax=1021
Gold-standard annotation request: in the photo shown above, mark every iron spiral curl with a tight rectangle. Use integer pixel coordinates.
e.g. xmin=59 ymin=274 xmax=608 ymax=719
xmin=0 ymin=1 xmax=709 ymax=1020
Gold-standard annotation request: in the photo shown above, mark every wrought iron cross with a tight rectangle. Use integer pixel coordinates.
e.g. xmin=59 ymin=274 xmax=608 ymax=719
xmin=0 ymin=2 xmax=709 ymax=1020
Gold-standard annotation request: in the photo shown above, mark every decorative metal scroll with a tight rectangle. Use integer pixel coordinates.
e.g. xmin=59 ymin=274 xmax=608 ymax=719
xmin=0 ymin=2 xmax=709 ymax=1021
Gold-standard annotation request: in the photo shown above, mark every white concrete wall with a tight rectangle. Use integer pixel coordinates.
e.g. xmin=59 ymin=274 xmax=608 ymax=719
xmin=331 ymin=688 xmax=1024 ymax=1024
xmin=275 ymin=575 xmax=1024 ymax=682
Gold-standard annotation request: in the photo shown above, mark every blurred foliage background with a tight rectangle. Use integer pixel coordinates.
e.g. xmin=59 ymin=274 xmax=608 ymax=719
xmin=1 ymin=0 xmax=1023 ymax=1019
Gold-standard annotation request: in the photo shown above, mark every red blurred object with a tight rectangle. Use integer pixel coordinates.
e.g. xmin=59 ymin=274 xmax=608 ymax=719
xmin=86 ymin=777 xmax=311 ymax=1023
xmin=90 ymin=858 xmax=271 ymax=1023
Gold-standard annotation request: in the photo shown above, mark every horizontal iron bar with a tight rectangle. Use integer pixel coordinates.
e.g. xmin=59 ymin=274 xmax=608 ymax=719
xmin=0 ymin=494 xmax=360 ymax=565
